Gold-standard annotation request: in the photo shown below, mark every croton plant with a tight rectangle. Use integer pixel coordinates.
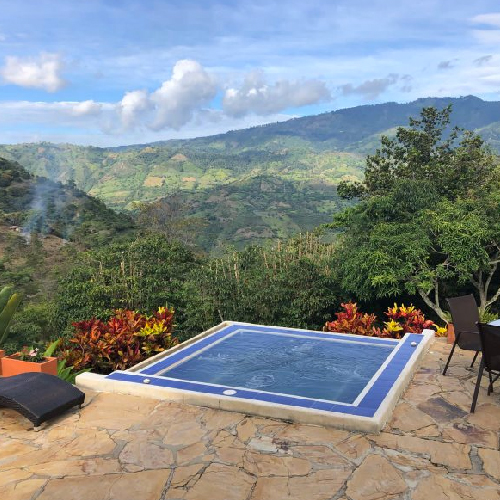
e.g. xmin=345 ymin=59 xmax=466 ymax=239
xmin=324 ymin=302 xmax=446 ymax=339
xmin=62 ymin=306 xmax=177 ymax=374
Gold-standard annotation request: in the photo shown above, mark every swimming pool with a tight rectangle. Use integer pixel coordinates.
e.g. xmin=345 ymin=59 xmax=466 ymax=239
xmin=77 ymin=322 xmax=434 ymax=432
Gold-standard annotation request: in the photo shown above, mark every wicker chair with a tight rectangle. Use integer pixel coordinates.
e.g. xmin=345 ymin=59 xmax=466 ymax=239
xmin=471 ymin=323 xmax=500 ymax=412
xmin=0 ymin=372 xmax=85 ymax=428
xmin=442 ymin=295 xmax=481 ymax=375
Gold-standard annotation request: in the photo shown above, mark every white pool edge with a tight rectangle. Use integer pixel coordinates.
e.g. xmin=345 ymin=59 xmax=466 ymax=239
xmin=76 ymin=323 xmax=435 ymax=434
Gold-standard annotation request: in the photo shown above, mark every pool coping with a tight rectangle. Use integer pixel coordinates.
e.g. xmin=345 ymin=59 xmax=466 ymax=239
xmin=76 ymin=322 xmax=435 ymax=433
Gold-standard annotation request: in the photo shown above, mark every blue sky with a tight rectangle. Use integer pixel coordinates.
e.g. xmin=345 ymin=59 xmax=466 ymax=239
xmin=0 ymin=0 xmax=499 ymax=146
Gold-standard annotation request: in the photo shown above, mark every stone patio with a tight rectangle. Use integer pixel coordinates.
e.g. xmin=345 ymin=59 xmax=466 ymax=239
xmin=1 ymin=338 xmax=499 ymax=500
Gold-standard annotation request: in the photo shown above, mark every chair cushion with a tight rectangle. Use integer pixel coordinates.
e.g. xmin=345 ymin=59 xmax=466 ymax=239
xmin=0 ymin=372 xmax=85 ymax=427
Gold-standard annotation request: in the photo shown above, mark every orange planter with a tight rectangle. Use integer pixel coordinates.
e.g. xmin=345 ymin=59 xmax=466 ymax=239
xmin=0 ymin=350 xmax=4 ymax=375
xmin=447 ymin=323 xmax=455 ymax=344
xmin=0 ymin=355 xmax=57 ymax=377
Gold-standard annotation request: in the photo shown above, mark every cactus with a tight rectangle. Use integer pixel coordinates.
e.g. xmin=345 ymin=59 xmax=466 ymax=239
xmin=0 ymin=286 xmax=22 ymax=346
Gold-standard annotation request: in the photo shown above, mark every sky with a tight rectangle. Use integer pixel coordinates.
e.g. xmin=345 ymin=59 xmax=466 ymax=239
xmin=0 ymin=0 xmax=499 ymax=147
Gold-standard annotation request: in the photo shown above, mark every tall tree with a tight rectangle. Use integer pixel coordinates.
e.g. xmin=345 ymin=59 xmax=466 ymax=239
xmin=335 ymin=106 xmax=500 ymax=320
xmin=338 ymin=105 xmax=497 ymax=200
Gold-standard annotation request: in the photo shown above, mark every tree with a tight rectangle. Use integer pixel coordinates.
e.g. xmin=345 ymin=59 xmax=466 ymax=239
xmin=334 ymin=106 xmax=500 ymax=320
xmin=135 ymin=195 xmax=207 ymax=248
xmin=338 ymin=105 xmax=497 ymax=201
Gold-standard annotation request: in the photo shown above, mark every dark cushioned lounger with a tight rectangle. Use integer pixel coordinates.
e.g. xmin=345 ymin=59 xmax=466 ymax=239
xmin=0 ymin=372 xmax=85 ymax=427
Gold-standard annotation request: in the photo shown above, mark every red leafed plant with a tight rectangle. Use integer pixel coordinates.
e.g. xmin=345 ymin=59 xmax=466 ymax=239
xmin=324 ymin=302 xmax=436 ymax=339
xmin=323 ymin=302 xmax=377 ymax=336
xmin=384 ymin=303 xmax=434 ymax=337
xmin=62 ymin=307 xmax=177 ymax=374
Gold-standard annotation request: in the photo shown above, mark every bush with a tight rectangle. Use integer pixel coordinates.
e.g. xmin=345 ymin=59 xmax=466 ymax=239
xmin=384 ymin=303 xmax=434 ymax=337
xmin=181 ymin=237 xmax=340 ymax=337
xmin=2 ymin=301 xmax=55 ymax=354
xmin=323 ymin=302 xmax=376 ymax=336
xmin=53 ymin=234 xmax=199 ymax=334
xmin=324 ymin=302 xmax=438 ymax=339
xmin=61 ymin=307 xmax=177 ymax=374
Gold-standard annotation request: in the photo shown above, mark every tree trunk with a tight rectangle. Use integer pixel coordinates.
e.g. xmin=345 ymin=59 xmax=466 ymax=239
xmin=418 ymin=288 xmax=447 ymax=322
xmin=473 ymin=264 xmax=500 ymax=316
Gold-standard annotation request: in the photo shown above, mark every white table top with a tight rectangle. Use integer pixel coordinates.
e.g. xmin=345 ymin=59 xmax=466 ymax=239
xmin=488 ymin=319 xmax=500 ymax=326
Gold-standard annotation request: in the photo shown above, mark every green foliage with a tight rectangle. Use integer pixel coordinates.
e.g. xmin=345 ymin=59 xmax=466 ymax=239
xmin=0 ymin=285 xmax=23 ymax=346
xmin=56 ymin=359 xmax=90 ymax=384
xmin=182 ymin=234 xmax=340 ymax=336
xmin=480 ymin=309 xmax=498 ymax=324
xmin=4 ymin=97 xmax=500 ymax=251
xmin=134 ymin=174 xmax=353 ymax=252
xmin=333 ymin=105 xmax=500 ymax=320
xmin=16 ymin=345 xmax=46 ymax=362
xmin=54 ymin=234 xmax=199 ymax=334
xmin=0 ymin=156 xmax=134 ymax=249
xmin=340 ymin=105 xmax=498 ymax=200
xmin=2 ymin=302 xmax=56 ymax=353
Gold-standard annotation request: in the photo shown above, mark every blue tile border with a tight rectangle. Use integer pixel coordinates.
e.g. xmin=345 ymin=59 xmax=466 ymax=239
xmin=106 ymin=324 xmax=426 ymax=420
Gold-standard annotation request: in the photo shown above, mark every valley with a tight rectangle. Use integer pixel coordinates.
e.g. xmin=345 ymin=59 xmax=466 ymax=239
xmin=1 ymin=96 xmax=499 ymax=251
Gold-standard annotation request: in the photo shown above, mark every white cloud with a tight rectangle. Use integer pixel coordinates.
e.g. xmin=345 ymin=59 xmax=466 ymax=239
xmin=117 ymin=90 xmax=151 ymax=129
xmin=114 ymin=60 xmax=217 ymax=131
xmin=71 ymin=99 xmax=102 ymax=116
xmin=0 ymin=52 xmax=66 ymax=92
xmin=149 ymin=60 xmax=217 ymax=130
xmin=0 ymin=99 xmax=293 ymax=146
xmin=340 ymin=74 xmax=400 ymax=99
xmin=472 ymin=29 xmax=500 ymax=44
xmin=222 ymin=69 xmax=331 ymax=117
xmin=470 ymin=12 xmax=500 ymax=45
xmin=471 ymin=12 xmax=500 ymax=27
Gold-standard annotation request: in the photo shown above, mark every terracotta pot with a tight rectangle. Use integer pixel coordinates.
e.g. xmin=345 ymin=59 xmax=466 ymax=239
xmin=0 ymin=355 xmax=57 ymax=377
xmin=0 ymin=350 xmax=4 ymax=375
xmin=447 ymin=323 xmax=455 ymax=344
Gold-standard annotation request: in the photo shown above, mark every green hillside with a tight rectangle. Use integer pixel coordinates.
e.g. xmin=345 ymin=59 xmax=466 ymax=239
xmin=0 ymin=157 xmax=134 ymax=246
xmin=0 ymin=156 xmax=135 ymax=305
xmin=141 ymin=174 xmax=353 ymax=252
xmin=1 ymin=96 xmax=499 ymax=250
xmin=0 ymin=140 xmax=365 ymax=210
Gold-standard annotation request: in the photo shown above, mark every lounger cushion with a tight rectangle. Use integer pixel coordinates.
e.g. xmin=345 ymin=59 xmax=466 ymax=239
xmin=0 ymin=372 xmax=85 ymax=427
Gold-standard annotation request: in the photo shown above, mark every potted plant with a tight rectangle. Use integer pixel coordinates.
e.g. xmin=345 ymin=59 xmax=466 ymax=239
xmin=1 ymin=345 xmax=57 ymax=377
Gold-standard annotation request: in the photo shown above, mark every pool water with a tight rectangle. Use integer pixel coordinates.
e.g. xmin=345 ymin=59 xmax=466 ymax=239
xmin=159 ymin=329 xmax=394 ymax=404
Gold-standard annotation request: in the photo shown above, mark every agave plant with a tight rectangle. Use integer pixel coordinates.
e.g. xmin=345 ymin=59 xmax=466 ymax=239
xmin=0 ymin=286 xmax=23 ymax=346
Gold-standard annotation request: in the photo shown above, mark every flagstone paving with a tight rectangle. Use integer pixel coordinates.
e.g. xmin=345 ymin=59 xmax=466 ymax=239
xmin=1 ymin=338 xmax=499 ymax=500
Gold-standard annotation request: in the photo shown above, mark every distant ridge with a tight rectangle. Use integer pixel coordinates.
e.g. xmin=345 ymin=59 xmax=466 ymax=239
xmin=124 ymin=95 xmax=500 ymax=152
xmin=1 ymin=95 xmax=499 ymax=251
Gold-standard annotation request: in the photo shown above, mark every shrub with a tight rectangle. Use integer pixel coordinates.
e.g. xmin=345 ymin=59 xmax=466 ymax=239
xmin=3 ymin=301 xmax=56 ymax=354
xmin=54 ymin=235 xmax=199 ymax=335
xmin=323 ymin=302 xmax=377 ymax=336
xmin=182 ymin=236 xmax=340 ymax=337
xmin=324 ymin=302 xmax=438 ymax=339
xmin=61 ymin=306 xmax=177 ymax=374
xmin=0 ymin=285 xmax=23 ymax=347
xmin=384 ymin=303 xmax=434 ymax=337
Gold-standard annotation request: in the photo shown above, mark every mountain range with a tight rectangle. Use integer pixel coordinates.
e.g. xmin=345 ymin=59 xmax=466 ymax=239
xmin=1 ymin=95 xmax=499 ymax=251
